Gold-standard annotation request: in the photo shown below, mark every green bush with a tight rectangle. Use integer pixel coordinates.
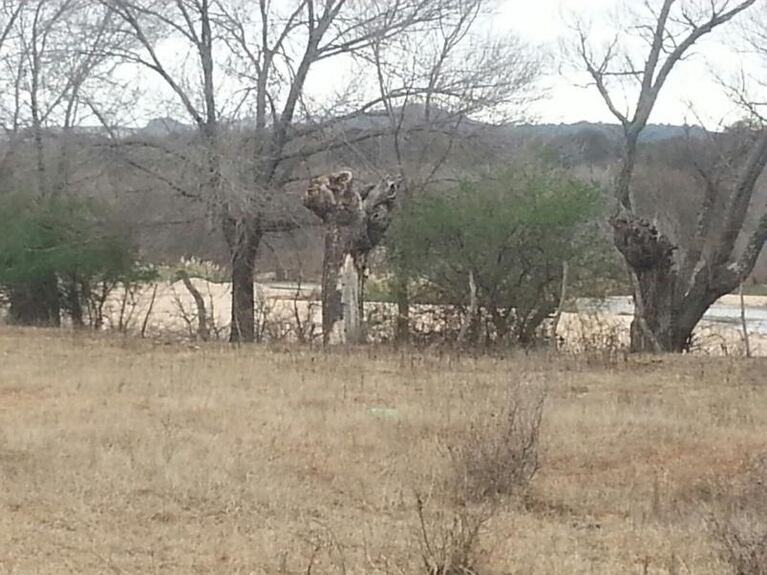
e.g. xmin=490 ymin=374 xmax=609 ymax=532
xmin=0 ymin=193 xmax=155 ymax=327
xmin=387 ymin=164 xmax=617 ymax=345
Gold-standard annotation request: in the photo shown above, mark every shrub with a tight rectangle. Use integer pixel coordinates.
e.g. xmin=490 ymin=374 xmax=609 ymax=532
xmin=0 ymin=193 xmax=154 ymax=327
xmin=447 ymin=384 xmax=544 ymax=503
xmin=415 ymin=493 xmax=492 ymax=575
xmin=413 ymin=382 xmax=545 ymax=575
xmin=387 ymin=162 xmax=617 ymax=347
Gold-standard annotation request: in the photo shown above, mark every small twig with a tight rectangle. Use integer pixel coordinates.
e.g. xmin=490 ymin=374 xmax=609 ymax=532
xmin=739 ymin=282 xmax=752 ymax=358
xmin=178 ymin=270 xmax=210 ymax=342
xmin=551 ymin=261 xmax=569 ymax=347
xmin=140 ymin=283 xmax=159 ymax=338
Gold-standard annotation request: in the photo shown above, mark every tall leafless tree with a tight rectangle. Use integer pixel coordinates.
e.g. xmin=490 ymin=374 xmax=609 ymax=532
xmin=98 ymin=0 xmax=242 ymax=335
xmin=575 ymin=0 xmax=766 ymax=352
xmin=0 ymin=0 xmax=121 ymax=325
xmin=101 ymin=0 xmax=452 ymax=343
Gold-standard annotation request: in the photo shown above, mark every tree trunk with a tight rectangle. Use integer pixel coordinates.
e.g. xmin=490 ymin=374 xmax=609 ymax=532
xmin=180 ymin=271 xmax=210 ymax=342
xmin=612 ymin=213 xmax=717 ymax=353
xmin=458 ymin=270 xmax=478 ymax=344
xmin=629 ymin=288 xmax=713 ymax=353
xmin=8 ymin=275 xmax=61 ymax=327
xmin=321 ymin=226 xmax=344 ymax=345
xmin=66 ymin=275 xmax=85 ymax=329
xmin=628 ymin=257 xmax=677 ymax=352
xmin=342 ymin=254 xmax=363 ymax=345
xmin=305 ymin=172 xmax=398 ymax=345
xmin=394 ymin=273 xmax=410 ymax=344
xmin=613 ymin=214 xmax=678 ymax=352
xmin=225 ymin=216 xmax=261 ymax=344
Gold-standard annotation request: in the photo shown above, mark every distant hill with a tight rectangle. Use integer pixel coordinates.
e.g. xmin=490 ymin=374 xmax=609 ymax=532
xmin=138 ymin=117 xmax=191 ymax=137
xmin=50 ymin=113 xmax=706 ymax=145
xmin=506 ymin=121 xmax=707 ymax=143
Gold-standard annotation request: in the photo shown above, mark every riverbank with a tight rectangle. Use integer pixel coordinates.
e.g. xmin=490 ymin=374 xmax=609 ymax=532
xmin=81 ymin=279 xmax=764 ymax=355
xmin=3 ymin=279 xmax=763 ymax=355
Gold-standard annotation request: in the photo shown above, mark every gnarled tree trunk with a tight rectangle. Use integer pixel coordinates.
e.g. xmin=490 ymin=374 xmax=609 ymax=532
xmin=304 ymin=170 xmax=398 ymax=345
xmin=613 ymin=213 xmax=740 ymax=353
xmin=613 ymin=214 xmax=678 ymax=351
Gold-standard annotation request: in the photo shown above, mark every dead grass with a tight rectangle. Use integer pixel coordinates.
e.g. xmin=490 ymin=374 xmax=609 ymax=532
xmin=0 ymin=328 xmax=765 ymax=573
xmin=709 ymin=455 xmax=767 ymax=575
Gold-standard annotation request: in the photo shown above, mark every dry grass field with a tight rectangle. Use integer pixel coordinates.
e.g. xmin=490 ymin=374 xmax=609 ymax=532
xmin=0 ymin=328 xmax=765 ymax=574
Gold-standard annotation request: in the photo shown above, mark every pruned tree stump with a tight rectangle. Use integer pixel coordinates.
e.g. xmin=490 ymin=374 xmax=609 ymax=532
xmin=303 ymin=170 xmax=398 ymax=345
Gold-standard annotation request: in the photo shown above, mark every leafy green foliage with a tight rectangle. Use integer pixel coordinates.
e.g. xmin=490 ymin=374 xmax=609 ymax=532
xmin=0 ymin=193 xmax=155 ymax=326
xmin=387 ymin=164 xmax=617 ymax=345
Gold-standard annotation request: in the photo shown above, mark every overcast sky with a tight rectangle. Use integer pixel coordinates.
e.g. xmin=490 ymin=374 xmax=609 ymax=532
xmin=124 ymin=0 xmax=758 ymax=129
xmin=496 ymin=0 xmax=753 ymax=126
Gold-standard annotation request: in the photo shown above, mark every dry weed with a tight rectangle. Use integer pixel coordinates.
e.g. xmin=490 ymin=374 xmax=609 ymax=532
xmin=710 ymin=455 xmax=767 ymax=575
xmin=415 ymin=493 xmax=493 ymax=575
xmin=567 ymin=308 xmax=628 ymax=364
xmin=413 ymin=382 xmax=545 ymax=574
xmin=446 ymin=384 xmax=544 ymax=504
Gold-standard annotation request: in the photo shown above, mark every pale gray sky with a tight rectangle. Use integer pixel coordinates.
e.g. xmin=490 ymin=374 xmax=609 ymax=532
xmin=498 ymin=0 xmax=753 ymax=125
xmin=116 ymin=0 xmax=758 ymax=128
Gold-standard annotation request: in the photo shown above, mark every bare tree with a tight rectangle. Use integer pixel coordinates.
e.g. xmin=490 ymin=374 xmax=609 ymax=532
xmin=101 ymin=0 xmax=449 ymax=344
xmin=575 ymin=0 xmax=766 ymax=352
xmin=1 ymin=0 xmax=110 ymax=189
xmin=0 ymin=0 xmax=122 ymax=325
xmin=290 ymin=0 xmax=538 ymax=345
xmin=98 ymin=0 xmax=240 ymax=335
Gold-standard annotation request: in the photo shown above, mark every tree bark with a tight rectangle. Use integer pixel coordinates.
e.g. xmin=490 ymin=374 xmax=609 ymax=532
xmin=224 ymin=216 xmax=261 ymax=343
xmin=66 ymin=275 xmax=85 ymax=329
xmin=612 ymin=213 xmax=722 ymax=353
xmin=629 ymin=261 xmax=676 ymax=352
xmin=321 ymin=226 xmax=344 ymax=345
xmin=342 ymin=254 xmax=364 ymax=345
xmin=8 ymin=275 xmax=61 ymax=327
xmin=179 ymin=271 xmax=210 ymax=342
xmin=613 ymin=213 xmax=679 ymax=352
xmin=394 ymin=273 xmax=410 ymax=344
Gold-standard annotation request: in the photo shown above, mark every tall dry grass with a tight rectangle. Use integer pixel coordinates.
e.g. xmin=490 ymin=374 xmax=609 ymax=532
xmin=0 ymin=328 xmax=765 ymax=573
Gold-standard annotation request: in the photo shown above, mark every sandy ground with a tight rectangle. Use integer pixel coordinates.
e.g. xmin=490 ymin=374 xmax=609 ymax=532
xmin=96 ymin=279 xmax=767 ymax=355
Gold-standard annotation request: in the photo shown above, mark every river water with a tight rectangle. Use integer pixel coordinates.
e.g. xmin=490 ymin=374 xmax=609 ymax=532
xmin=267 ymin=282 xmax=767 ymax=336
xmin=577 ymin=296 xmax=767 ymax=335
